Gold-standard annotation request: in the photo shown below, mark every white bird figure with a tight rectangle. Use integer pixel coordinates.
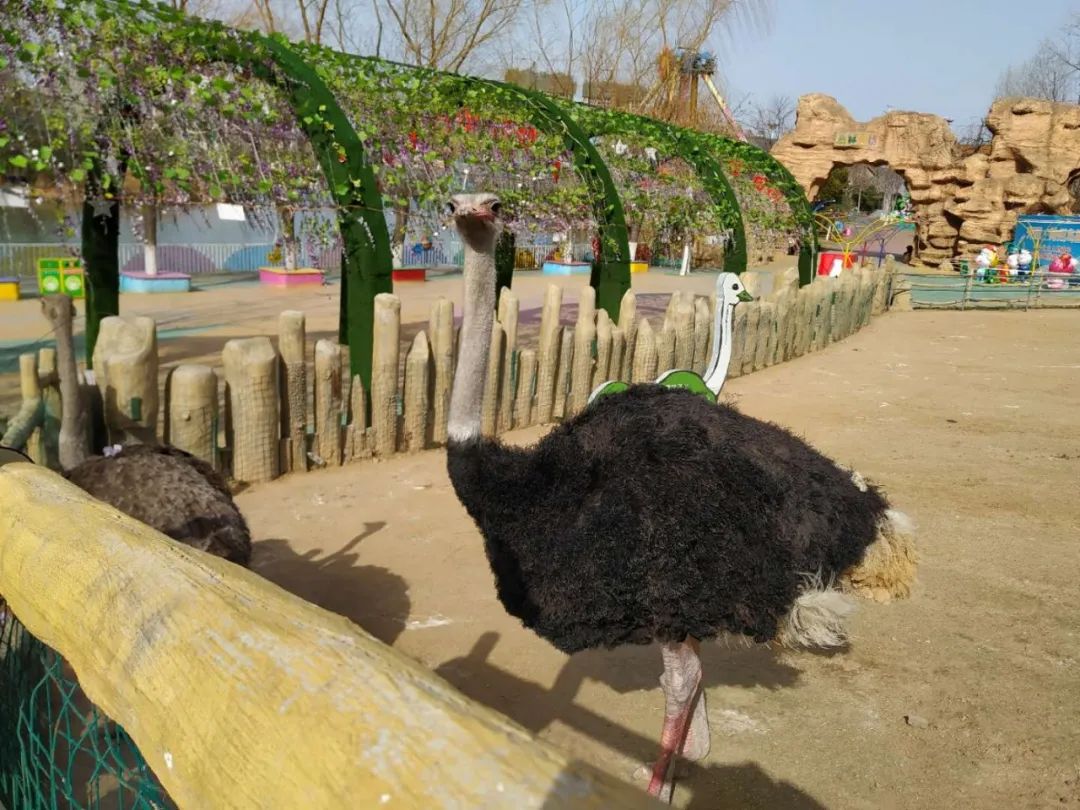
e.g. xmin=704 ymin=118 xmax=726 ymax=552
xmin=589 ymin=273 xmax=752 ymax=407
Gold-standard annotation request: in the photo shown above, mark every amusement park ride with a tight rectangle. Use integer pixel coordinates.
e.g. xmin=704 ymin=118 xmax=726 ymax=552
xmin=635 ymin=46 xmax=747 ymax=140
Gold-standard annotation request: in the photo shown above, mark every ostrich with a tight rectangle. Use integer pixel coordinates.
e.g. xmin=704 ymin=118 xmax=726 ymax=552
xmin=444 ymin=193 xmax=918 ymax=801
xmin=35 ymin=294 xmax=251 ymax=566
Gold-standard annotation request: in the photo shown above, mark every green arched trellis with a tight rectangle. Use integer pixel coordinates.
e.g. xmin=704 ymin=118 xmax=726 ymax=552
xmin=62 ymin=3 xmax=395 ymax=390
xmin=11 ymin=0 xmax=819 ymax=395
xmin=698 ymin=132 xmax=819 ymax=285
xmin=563 ymin=104 xmax=749 ymax=275
xmin=307 ymin=51 xmax=634 ymax=322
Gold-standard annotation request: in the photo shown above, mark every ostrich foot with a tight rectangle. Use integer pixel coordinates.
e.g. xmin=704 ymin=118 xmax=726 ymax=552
xmin=646 ymin=640 xmax=704 ymax=801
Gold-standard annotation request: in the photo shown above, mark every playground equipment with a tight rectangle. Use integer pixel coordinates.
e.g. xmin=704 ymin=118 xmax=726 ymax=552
xmin=814 ymin=212 xmax=908 ymax=274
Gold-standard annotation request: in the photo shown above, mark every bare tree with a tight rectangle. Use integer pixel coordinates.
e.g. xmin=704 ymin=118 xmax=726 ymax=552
xmin=743 ymin=94 xmax=794 ymax=149
xmin=996 ymin=31 xmax=1080 ymax=104
xmin=375 ymin=0 xmax=527 ymax=70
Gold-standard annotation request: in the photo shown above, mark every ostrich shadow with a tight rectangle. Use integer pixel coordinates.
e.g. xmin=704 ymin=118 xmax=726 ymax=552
xmin=250 ymin=521 xmax=410 ymax=646
xmin=538 ymin=760 xmax=827 ymax=810
xmin=435 ymin=632 xmax=818 ymax=805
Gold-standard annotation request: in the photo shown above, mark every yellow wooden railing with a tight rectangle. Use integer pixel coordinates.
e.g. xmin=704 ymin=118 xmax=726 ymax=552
xmin=0 ymin=463 xmax=659 ymax=809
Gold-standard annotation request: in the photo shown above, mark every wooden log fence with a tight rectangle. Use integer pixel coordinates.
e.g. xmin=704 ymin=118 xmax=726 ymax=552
xmin=4 ymin=265 xmax=900 ymax=484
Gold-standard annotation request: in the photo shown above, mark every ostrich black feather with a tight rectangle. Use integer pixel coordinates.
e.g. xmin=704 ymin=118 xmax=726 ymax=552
xmin=447 ymin=384 xmax=889 ymax=654
xmin=63 ymin=444 xmax=252 ymax=566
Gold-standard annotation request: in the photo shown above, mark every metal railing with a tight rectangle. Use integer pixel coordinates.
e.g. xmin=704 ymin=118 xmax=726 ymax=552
xmin=899 ymin=269 xmax=1080 ymax=309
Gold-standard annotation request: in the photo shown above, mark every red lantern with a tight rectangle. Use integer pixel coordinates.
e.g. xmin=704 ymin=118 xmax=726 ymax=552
xmin=409 ymin=131 xmax=418 ymax=149
xmin=552 ymin=159 xmax=561 ymax=183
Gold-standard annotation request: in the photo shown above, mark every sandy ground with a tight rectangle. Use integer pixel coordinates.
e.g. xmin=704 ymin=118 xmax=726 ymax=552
xmin=228 ymin=308 xmax=1080 ymax=810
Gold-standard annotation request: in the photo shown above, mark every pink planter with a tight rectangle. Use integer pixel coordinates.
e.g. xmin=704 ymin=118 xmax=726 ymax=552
xmin=259 ymin=267 xmax=325 ymax=287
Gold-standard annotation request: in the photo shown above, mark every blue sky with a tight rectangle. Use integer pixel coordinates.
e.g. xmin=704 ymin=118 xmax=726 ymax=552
xmin=719 ymin=0 xmax=1077 ymax=131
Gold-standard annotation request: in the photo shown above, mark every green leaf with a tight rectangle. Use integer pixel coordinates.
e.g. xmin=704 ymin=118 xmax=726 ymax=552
xmin=70 ymin=168 xmax=87 ymax=183
xmin=8 ymin=155 xmax=28 ymax=168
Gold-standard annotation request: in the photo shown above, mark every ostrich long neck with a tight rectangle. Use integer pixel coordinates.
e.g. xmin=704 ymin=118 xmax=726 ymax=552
xmin=703 ymin=301 xmax=734 ymax=396
xmin=51 ymin=305 xmax=90 ymax=468
xmin=447 ymin=235 xmax=497 ymax=442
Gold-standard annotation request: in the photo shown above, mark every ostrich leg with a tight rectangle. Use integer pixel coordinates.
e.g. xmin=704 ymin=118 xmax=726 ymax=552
xmin=647 ymin=639 xmax=707 ymax=801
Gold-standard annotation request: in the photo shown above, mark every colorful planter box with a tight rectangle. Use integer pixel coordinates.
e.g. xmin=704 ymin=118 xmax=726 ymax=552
xmin=392 ymin=266 xmax=426 ymax=282
xmin=630 ymin=261 xmax=649 ymax=274
xmin=37 ymin=257 xmax=85 ymax=298
xmin=120 ymin=271 xmax=192 ymax=293
xmin=541 ymin=260 xmax=591 ymax=276
xmin=0 ymin=277 xmax=20 ymax=301
xmin=258 ymin=266 xmax=325 ymax=287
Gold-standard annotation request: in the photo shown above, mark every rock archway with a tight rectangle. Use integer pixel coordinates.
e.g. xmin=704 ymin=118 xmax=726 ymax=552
xmin=772 ymin=94 xmax=1080 ymax=265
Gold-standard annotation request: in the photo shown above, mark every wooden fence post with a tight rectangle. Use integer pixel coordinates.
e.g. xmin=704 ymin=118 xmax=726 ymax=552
xmin=346 ymin=374 xmax=369 ymax=461
xmin=692 ymin=296 xmax=710 ymax=374
xmin=610 ymin=327 xmax=625 ymax=384
xmin=278 ymin=310 xmax=307 ymax=473
xmin=656 ymin=322 xmax=676 ymax=374
xmin=371 ymin=294 xmax=401 ymax=457
xmin=568 ymin=287 xmax=596 ymax=416
xmin=497 ymin=288 xmax=519 ymax=434
xmin=535 ymin=285 xmax=563 ymax=424
xmin=672 ymin=292 xmax=695 ymax=370
xmin=618 ymin=289 xmax=637 ymax=380
xmin=481 ymin=322 xmax=505 ymax=437
xmin=314 ymin=339 xmax=344 ymax=467
xmin=36 ymin=347 xmax=60 ymax=468
xmin=727 ymin=307 xmax=747 ymax=379
xmin=92 ymin=315 xmax=159 ymax=446
xmin=222 ymin=336 xmax=279 ymax=483
xmin=514 ymin=348 xmax=537 ymax=428
xmin=592 ymin=309 xmax=613 ymax=388
xmin=428 ymin=298 xmax=454 ymax=446
xmin=553 ymin=326 xmax=573 ymax=420
xmin=631 ymin=318 xmax=658 ymax=383
xmin=754 ymin=301 xmax=775 ymax=371
xmin=740 ymin=302 xmax=760 ymax=376
xmin=165 ymin=364 xmax=218 ymax=467
xmin=403 ymin=331 xmax=431 ymax=452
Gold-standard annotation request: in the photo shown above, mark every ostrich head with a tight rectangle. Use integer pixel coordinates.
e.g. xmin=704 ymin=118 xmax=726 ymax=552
xmin=448 ymin=193 xmax=502 ymax=251
xmin=40 ymin=293 xmax=76 ymax=330
xmin=717 ymin=273 xmax=753 ymax=307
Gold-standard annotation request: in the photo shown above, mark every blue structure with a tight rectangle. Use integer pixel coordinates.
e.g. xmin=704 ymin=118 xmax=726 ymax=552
xmin=120 ymin=272 xmax=192 ymax=293
xmin=1012 ymin=214 xmax=1080 ymax=264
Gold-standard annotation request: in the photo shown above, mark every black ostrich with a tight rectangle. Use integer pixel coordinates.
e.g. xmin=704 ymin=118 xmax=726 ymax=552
xmin=444 ymin=194 xmax=918 ymax=801
xmin=37 ymin=294 xmax=252 ymax=566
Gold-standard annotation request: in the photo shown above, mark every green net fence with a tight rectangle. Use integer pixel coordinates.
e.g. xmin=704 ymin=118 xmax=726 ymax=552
xmin=0 ymin=612 xmax=175 ymax=809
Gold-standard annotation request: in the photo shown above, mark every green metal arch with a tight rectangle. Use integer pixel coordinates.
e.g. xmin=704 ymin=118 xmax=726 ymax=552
xmin=158 ymin=17 xmax=394 ymax=389
xmin=468 ymin=78 xmax=632 ymax=321
xmin=698 ymin=133 xmax=819 ymax=285
xmin=322 ymin=53 xmax=634 ymax=323
xmin=563 ymin=105 xmax=748 ymax=275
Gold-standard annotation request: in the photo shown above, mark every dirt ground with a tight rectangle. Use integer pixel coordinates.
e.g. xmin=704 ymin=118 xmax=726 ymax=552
xmin=227 ymin=307 xmax=1080 ymax=810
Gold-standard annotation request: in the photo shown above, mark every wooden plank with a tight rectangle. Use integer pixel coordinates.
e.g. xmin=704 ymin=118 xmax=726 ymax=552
xmin=692 ymin=296 xmax=710 ymax=374
xmin=165 ymin=365 xmax=218 ymax=466
xmin=0 ymin=464 xmax=661 ymax=810
xmin=617 ymin=290 xmax=637 ymax=380
xmin=591 ymin=310 xmax=613 ymax=388
xmin=553 ymin=326 xmax=573 ymax=421
xmin=672 ymin=292 xmax=694 ymax=370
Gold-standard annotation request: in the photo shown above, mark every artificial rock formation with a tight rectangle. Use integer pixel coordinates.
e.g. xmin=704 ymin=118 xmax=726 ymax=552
xmin=772 ymin=94 xmax=1080 ymax=265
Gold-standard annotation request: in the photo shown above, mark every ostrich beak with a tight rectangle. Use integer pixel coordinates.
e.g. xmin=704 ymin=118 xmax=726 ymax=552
xmin=737 ymin=290 xmax=753 ymax=302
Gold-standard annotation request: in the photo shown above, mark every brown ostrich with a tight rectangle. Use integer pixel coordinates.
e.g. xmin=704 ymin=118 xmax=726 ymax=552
xmin=37 ymin=294 xmax=251 ymax=565
xmin=443 ymin=193 xmax=918 ymax=802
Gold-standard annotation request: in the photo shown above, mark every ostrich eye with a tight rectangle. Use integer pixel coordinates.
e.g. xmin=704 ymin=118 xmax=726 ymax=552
xmin=445 ymin=201 xmax=456 ymax=215
xmin=490 ymin=201 xmax=502 ymax=215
